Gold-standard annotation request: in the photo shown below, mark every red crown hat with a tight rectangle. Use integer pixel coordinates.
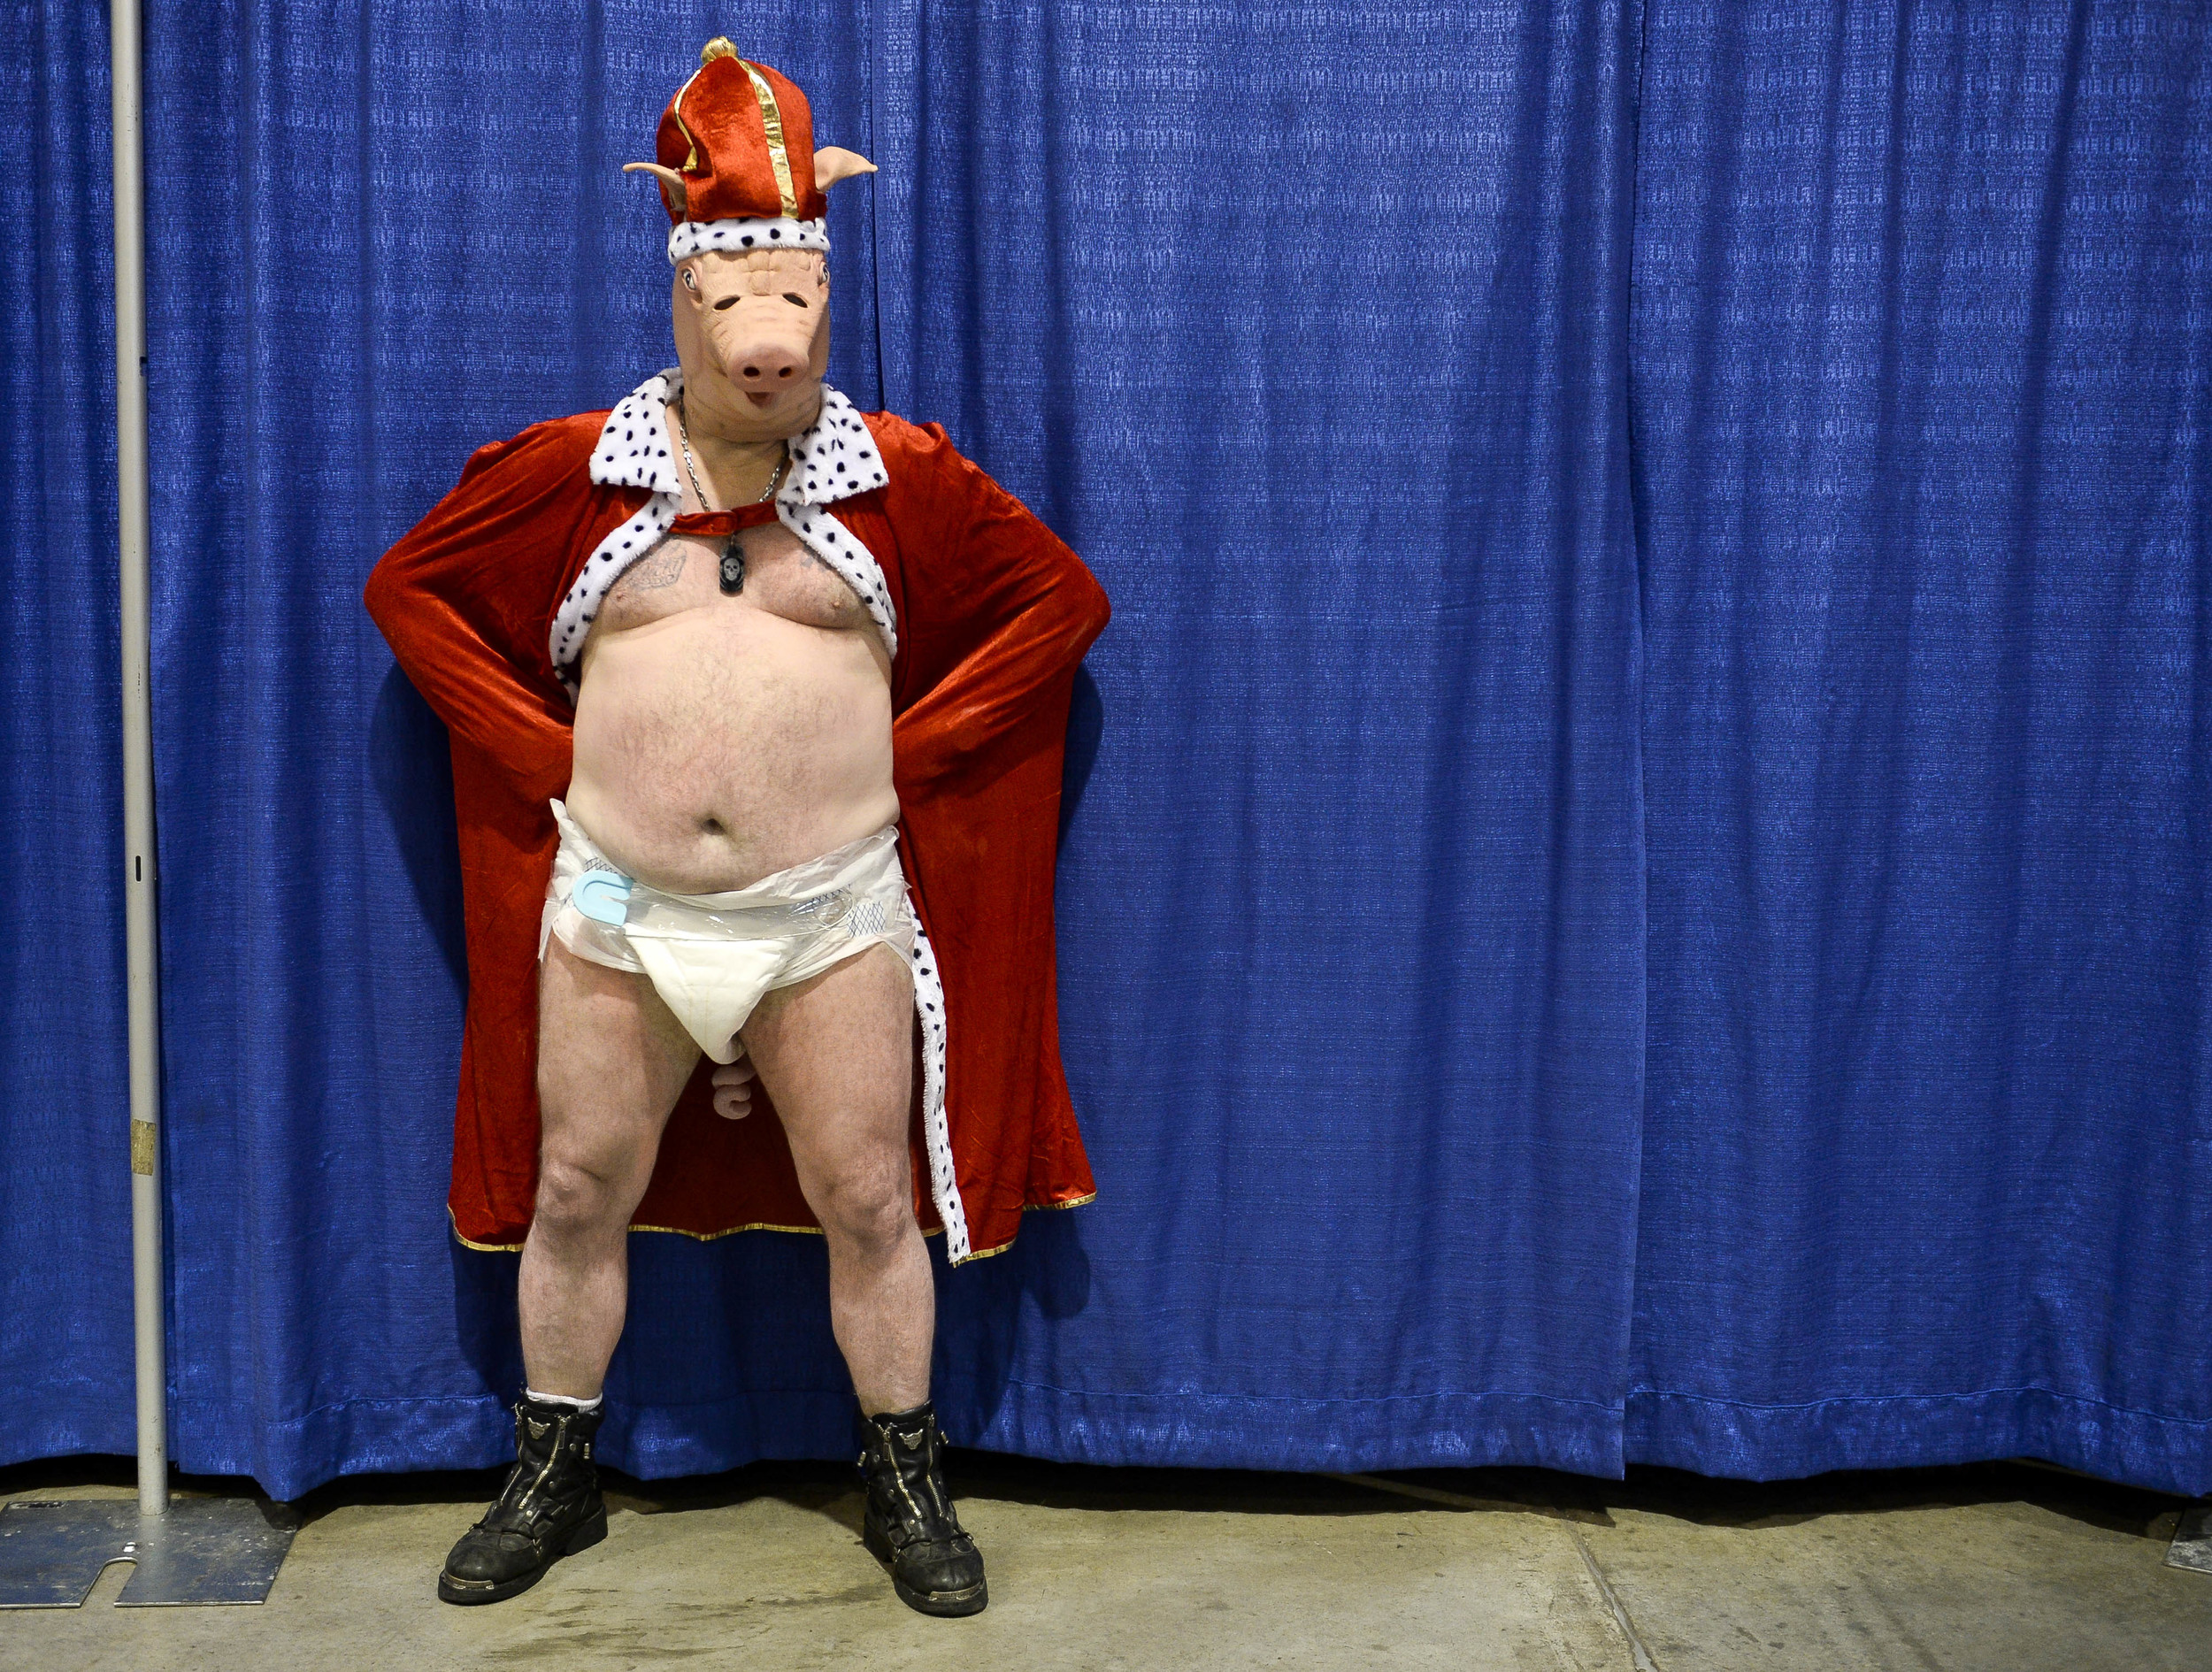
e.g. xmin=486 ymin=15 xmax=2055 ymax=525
xmin=626 ymin=41 xmax=873 ymax=265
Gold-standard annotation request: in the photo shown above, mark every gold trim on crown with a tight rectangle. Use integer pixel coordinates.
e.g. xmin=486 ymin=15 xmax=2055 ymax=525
xmin=735 ymin=58 xmax=801 ymax=218
xmin=668 ymin=44 xmax=800 ymax=213
xmin=671 ymin=66 xmax=705 ymax=172
xmin=669 ymin=42 xmax=738 ymax=174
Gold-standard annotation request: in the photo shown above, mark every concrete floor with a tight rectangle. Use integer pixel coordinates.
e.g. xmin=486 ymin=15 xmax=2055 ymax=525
xmin=2 ymin=1453 xmax=2206 ymax=1670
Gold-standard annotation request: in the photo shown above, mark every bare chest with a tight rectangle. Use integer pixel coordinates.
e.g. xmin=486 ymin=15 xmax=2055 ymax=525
xmin=588 ymin=521 xmax=874 ymax=645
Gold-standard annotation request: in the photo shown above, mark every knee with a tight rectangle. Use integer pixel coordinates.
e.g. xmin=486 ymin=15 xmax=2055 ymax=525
xmin=533 ymin=1151 xmax=633 ymax=1240
xmin=812 ymin=1161 xmax=916 ymax=1259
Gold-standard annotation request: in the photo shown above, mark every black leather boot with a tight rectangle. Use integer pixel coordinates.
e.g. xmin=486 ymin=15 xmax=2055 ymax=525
xmin=437 ymin=1397 xmax=608 ymax=1605
xmin=858 ymin=1401 xmax=987 ymax=1616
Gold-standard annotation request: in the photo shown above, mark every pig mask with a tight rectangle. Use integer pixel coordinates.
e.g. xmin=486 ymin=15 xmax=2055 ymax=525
xmin=664 ymin=243 xmax=829 ymax=445
xmin=624 ymin=42 xmax=876 ymax=448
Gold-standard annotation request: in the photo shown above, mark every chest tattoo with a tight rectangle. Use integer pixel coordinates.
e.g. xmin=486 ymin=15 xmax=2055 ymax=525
xmin=719 ymin=537 xmax=746 ymax=595
xmin=621 ymin=543 xmax=686 ymax=593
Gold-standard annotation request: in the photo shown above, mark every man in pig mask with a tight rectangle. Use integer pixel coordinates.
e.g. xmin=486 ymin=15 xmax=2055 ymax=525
xmin=365 ymin=41 xmax=1106 ymax=1617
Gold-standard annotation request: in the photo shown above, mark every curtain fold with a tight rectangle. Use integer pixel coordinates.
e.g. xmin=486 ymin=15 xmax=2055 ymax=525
xmin=1627 ymin=0 xmax=2212 ymax=1496
xmin=0 ymin=0 xmax=136 ymax=1470
xmin=888 ymin=0 xmax=1649 ymax=1476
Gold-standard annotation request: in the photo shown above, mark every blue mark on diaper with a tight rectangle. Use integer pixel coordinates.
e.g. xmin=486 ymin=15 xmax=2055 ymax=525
xmin=572 ymin=870 xmax=634 ymax=926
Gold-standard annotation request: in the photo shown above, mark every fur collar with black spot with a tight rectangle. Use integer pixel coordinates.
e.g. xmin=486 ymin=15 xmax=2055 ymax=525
xmin=548 ymin=369 xmax=895 ymax=685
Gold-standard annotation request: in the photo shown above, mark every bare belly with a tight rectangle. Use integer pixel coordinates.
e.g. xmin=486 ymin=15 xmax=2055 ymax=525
xmin=567 ymin=533 xmax=897 ymax=894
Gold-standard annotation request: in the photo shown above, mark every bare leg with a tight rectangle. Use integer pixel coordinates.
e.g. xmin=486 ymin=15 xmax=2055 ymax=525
xmin=520 ymin=938 xmax=702 ymax=1399
xmin=741 ymin=944 xmax=931 ymax=1413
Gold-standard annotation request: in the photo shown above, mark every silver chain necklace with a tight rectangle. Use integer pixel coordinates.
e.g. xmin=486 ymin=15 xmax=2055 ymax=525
xmin=674 ymin=396 xmax=784 ymax=508
xmin=675 ymin=396 xmax=784 ymax=594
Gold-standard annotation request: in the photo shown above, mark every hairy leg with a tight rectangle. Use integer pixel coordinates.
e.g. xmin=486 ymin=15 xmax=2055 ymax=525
xmin=741 ymin=944 xmax=930 ymax=1414
xmin=520 ymin=938 xmax=702 ymax=1399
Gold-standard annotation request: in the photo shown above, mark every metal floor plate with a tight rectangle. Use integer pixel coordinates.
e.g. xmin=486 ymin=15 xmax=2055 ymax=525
xmin=2167 ymin=1503 xmax=2212 ymax=1575
xmin=0 ymin=1498 xmax=295 ymax=1607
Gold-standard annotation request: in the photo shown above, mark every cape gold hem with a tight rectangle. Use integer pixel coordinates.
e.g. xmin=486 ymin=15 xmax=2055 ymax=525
xmin=444 ymin=1192 xmax=1097 ymax=1260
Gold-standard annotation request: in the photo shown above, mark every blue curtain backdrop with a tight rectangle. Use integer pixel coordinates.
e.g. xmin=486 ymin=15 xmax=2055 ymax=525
xmin=1627 ymin=2 xmax=2212 ymax=1493
xmin=1 ymin=0 xmax=2205 ymax=1501
xmin=0 ymin=0 xmax=135 ymax=1467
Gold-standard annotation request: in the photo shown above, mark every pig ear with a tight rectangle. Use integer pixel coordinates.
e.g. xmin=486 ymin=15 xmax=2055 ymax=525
xmin=622 ymin=161 xmax=688 ymax=218
xmin=813 ymin=147 xmax=877 ymax=190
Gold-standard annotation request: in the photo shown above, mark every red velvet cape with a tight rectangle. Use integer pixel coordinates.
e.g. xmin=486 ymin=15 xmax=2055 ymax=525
xmin=364 ymin=406 xmax=1107 ymax=1254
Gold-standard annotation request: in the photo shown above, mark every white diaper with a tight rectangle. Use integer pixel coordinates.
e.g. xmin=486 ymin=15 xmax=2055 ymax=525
xmin=540 ymin=799 xmax=967 ymax=1256
xmin=542 ymin=801 xmax=918 ymax=1062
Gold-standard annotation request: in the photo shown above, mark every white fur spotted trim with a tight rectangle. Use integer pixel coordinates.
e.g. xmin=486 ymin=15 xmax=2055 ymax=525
xmin=908 ymin=913 xmax=968 ymax=1260
xmin=668 ymin=218 xmax=829 ymax=264
xmin=550 ymin=371 xmax=895 ymax=685
xmin=776 ymin=385 xmax=896 ymax=657
xmin=550 ymin=372 xmax=683 ymax=679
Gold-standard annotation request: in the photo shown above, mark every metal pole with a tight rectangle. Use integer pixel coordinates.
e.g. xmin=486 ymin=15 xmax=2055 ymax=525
xmin=111 ymin=0 xmax=167 ymax=1521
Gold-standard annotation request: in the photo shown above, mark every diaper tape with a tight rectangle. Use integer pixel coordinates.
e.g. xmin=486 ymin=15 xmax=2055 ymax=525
xmin=572 ymin=870 xmax=634 ymax=925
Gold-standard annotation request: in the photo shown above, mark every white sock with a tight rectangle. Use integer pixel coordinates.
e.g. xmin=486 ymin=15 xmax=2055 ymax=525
xmin=525 ymin=1387 xmax=603 ymax=1413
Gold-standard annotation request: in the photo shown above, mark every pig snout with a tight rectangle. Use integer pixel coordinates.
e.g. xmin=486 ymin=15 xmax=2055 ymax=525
xmin=700 ymin=302 xmax=818 ymax=404
xmin=727 ymin=336 xmax=807 ymax=390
